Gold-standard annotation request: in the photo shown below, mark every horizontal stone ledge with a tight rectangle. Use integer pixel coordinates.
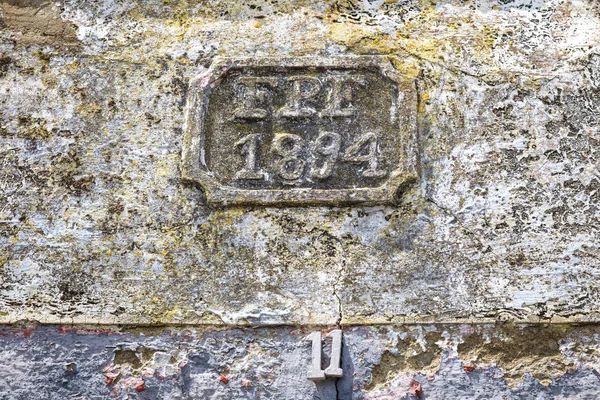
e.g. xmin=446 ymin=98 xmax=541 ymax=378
xmin=3 ymin=316 xmax=600 ymax=327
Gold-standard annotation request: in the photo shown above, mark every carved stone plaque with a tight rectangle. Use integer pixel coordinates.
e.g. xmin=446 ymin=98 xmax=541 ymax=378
xmin=182 ymin=56 xmax=417 ymax=206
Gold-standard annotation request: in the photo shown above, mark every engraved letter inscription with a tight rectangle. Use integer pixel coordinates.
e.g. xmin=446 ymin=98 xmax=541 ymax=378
xmin=320 ymin=75 xmax=365 ymax=118
xmin=234 ymin=77 xmax=278 ymax=120
xmin=280 ymin=76 xmax=322 ymax=118
xmin=182 ymin=56 xmax=417 ymax=206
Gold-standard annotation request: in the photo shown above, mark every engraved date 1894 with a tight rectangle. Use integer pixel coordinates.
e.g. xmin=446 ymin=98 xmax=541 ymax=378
xmin=182 ymin=56 xmax=416 ymax=205
xmin=235 ymin=131 xmax=387 ymax=185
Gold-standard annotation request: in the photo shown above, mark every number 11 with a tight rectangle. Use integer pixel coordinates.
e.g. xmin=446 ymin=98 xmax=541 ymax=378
xmin=307 ymin=330 xmax=343 ymax=381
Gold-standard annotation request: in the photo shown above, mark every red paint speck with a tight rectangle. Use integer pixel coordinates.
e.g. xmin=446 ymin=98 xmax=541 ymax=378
xmin=58 ymin=326 xmax=75 ymax=334
xmin=411 ymin=380 xmax=422 ymax=398
xmin=58 ymin=326 xmax=121 ymax=335
xmin=134 ymin=381 xmax=146 ymax=392
xmin=464 ymin=365 xmax=476 ymax=373
xmin=22 ymin=327 xmax=35 ymax=337
xmin=219 ymin=373 xmax=229 ymax=384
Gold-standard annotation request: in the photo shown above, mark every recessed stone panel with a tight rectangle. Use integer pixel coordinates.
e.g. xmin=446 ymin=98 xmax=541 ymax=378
xmin=182 ymin=56 xmax=417 ymax=206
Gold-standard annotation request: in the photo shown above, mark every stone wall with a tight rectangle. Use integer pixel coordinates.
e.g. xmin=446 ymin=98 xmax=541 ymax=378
xmin=1 ymin=0 xmax=600 ymax=398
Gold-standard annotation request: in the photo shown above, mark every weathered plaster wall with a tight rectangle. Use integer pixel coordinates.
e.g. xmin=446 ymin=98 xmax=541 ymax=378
xmin=1 ymin=0 xmax=600 ymax=398
xmin=4 ymin=324 xmax=600 ymax=399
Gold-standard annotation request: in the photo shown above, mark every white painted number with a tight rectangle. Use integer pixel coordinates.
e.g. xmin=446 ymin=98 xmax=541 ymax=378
xmin=307 ymin=331 xmax=326 ymax=381
xmin=324 ymin=329 xmax=343 ymax=378
xmin=307 ymin=330 xmax=343 ymax=381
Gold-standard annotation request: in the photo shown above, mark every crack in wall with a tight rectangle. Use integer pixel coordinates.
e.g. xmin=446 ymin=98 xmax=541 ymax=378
xmin=415 ymin=65 xmax=503 ymax=268
xmin=333 ymin=259 xmax=344 ymax=328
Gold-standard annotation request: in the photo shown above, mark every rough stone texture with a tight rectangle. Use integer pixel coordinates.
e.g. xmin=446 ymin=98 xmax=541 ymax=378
xmin=2 ymin=0 xmax=600 ymax=398
xmin=3 ymin=324 xmax=600 ymax=399
xmin=2 ymin=0 xmax=600 ymax=326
